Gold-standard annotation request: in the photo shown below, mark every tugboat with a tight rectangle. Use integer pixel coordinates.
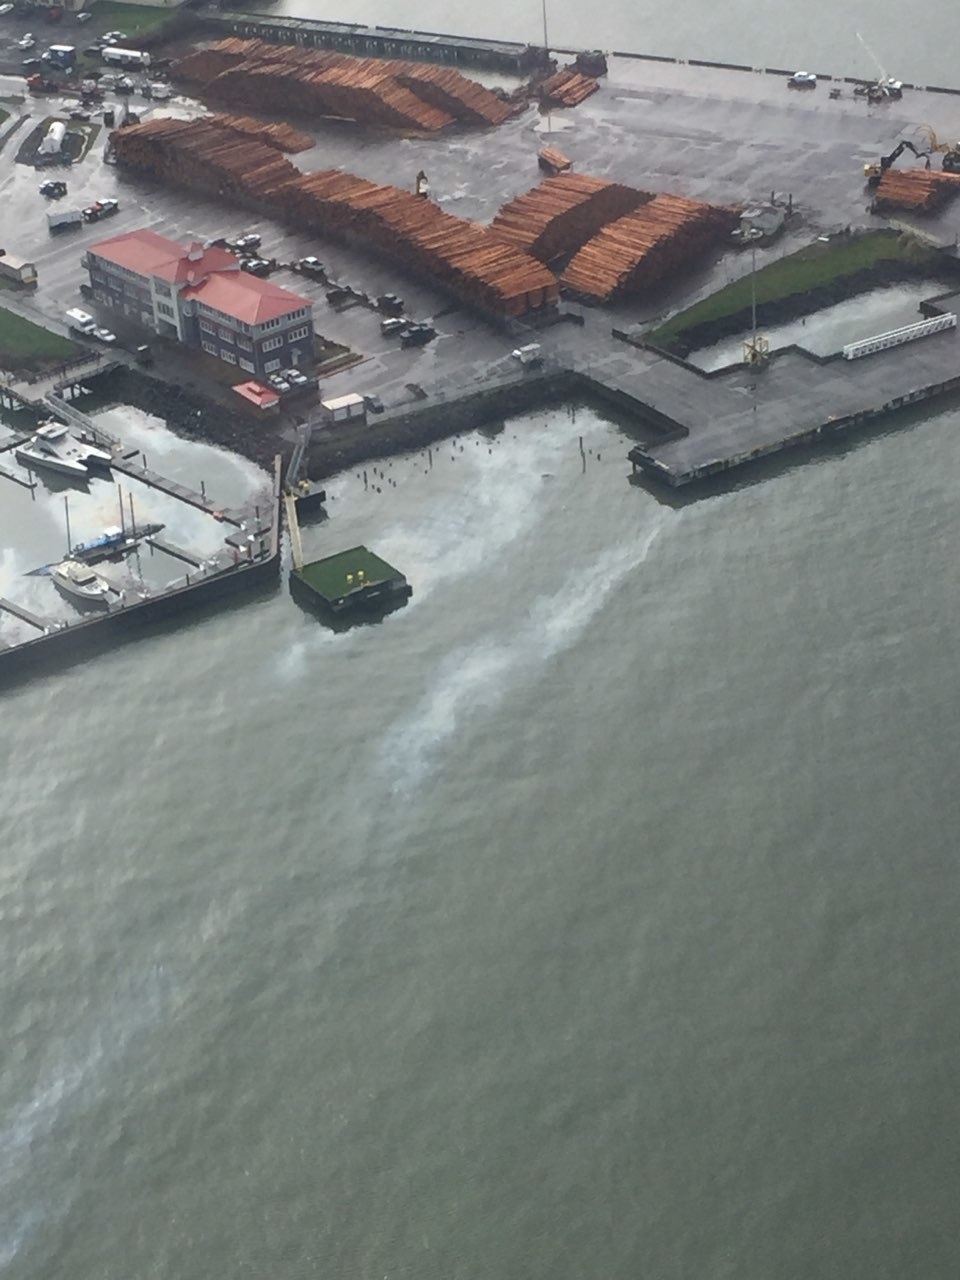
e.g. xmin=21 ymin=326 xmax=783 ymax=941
xmin=49 ymin=559 xmax=117 ymax=609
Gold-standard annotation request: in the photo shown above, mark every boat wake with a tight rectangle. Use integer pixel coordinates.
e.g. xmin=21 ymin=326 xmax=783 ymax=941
xmin=379 ymin=513 xmax=668 ymax=793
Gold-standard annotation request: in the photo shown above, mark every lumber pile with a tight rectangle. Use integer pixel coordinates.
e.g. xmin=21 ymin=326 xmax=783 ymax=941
xmin=872 ymin=168 xmax=960 ymax=213
xmin=209 ymin=113 xmax=313 ymax=154
xmin=170 ymin=38 xmax=512 ymax=133
xmin=562 ymin=195 xmax=740 ymax=300
xmin=538 ymin=147 xmax=572 ymax=175
xmin=110 ymin=116 xmax=299 ymax=200
xmin=283 ymin=170 xmax=559 ymax=316
xmin=539 ymin=67 xmax=599 ymax=108
xmin=490 ymin=174 xmax=650 ymax=263
xmin=110 ymin=118 xmax=558 ymax=317
xmin=393 ymin=63 xmax=511 ymax=126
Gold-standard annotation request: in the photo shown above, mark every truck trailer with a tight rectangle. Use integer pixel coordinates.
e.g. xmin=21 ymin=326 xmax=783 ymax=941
xmin=47 ymin=207 xmax=83 ymax=232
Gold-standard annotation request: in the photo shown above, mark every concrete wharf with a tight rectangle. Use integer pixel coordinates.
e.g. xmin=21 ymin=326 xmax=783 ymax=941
xmin=205 ymin=11 xmax=551 ymax=73
xmin=606 ymin=326 xmax=960 ymax=485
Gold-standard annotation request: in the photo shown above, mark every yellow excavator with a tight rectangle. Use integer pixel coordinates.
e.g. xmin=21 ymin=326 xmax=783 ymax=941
xmin=912 ymin=124 xmax=960 ymax=173
xmin=863 ymin=139 xmax=930 ymax=186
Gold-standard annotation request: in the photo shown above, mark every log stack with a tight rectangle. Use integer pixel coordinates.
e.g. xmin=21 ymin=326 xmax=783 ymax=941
xmin=872 ymin=168 xmax=960 ymax=213
xmin=490 ymin=175 xmax=650 ymax=263
xmin=110 ymin=119 xmax=558 ymax=318
xmin=283 ymin=170 xmax=559 ymax=316
xmin=539 ymin=67 xmax=599 ymax=108
xmin=110 ymin=117 xmax=300 ymax=200
xmin=171 ymin=38 xmax=513 ymax=132
xmin=209 ymin=113 xmax=314 ymax=154
xmin=562 ymin=195 xmax=740 ymax=300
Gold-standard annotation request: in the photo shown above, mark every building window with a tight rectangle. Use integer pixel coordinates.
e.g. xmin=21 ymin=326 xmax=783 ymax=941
xmin=259 ymin=316 xmax=281 ymax=332
xmin=157 ymin=302 xmax=175 ymax=319
xmin=199 ymin=319 xmax=216 ymax=335
xmin=218 ymin=327 xmax=234 ymax=342
xmin=237 ymin=336 xmax=253 ymax=352
xmin=262 ymin=335 xmax=283 ymax=352
xmin=263 ymin=358 xmax=281 ymax=373
xmin=220 ymin=349 xmax=237 ymax=365
xmin=154 ymin=282 xmax=172 ymax=297
xmin=202 ymin=340 xmax=217 ymax=356
xmin=239 ymin=358 xmax=255 ymax=373
xmin=288 ymin=325 xmax=310 ymax=342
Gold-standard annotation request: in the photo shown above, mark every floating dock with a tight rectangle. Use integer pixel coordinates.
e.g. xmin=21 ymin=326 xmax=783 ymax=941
xmin=291 ymin=546 xmax=412 ymax=622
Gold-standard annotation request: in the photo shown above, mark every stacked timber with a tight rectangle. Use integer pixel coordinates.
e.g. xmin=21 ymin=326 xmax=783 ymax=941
xmin=171 ymin=38 xmax=512 ymax=132
xmin=872 ymin=168 xmax=960 ymax=213
xmin=562 ymin=195 xmax=740 ymax=300
xmin=283 ymin=170 xmax=559 ymax=316
xmin=538 ymin=147 xmax=572 ymax=175
xmin=392 ymin=64 xmax=511 ymax=126
xmin=210 ymin=114 xmax=313 ymax=154
xmin=110 ymin=119 xmax=557 ymax=318
xmin=539 ymin=68 xmax=599 ymax=108
xmin=110 ymin=117 xmax=299 ymax=201
xmin=490 ymin=175 xmax=650 ymax=263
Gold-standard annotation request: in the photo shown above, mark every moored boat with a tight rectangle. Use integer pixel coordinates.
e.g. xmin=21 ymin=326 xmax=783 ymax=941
xmin=49 ymin=559 xmax=117 ymax=609
xmin=15 ymin=422 xmax=112 ymax=479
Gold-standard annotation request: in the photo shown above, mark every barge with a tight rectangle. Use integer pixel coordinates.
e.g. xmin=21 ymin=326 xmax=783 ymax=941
xmin=291 ymin=546 xmax=412 ymax=624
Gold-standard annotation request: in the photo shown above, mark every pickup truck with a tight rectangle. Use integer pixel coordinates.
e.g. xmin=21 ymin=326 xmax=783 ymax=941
xmin=82 ymin=199 xmax=119 ymax=222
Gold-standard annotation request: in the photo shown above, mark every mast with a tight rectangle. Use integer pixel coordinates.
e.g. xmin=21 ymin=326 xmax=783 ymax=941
xmin=64 ymin=495 xmax=71 ymax=558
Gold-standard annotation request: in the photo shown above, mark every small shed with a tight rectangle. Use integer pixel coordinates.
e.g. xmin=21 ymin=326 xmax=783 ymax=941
xmin=321 ymin=392 xmax=366 ymax=426
xmin=233 ymin=380 xmax=280 ymax=411
xmin=0 ymin=253 xmax=38 ymax=286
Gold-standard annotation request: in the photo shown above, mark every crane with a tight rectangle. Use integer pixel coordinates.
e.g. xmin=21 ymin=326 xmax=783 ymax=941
xmin=912 ymin=124 xmax=960 ymax=173
xmin=855 ymin=32 xmax=903 ymax=100
xmin=863 ymin=139 xmax=930 ymax=186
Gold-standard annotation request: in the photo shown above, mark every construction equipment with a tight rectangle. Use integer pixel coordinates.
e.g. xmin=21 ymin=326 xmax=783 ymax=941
xmin=855 ymin=32 xmax=903 ymax=100
xmin=864 ymin=139 xmax=930 ymax=186
xmin=913 ymin=124 xmax=960 ymax=173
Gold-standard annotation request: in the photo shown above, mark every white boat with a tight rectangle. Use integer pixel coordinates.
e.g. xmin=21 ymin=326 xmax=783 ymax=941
xmin=49 ymin=559 xmax=116 ymax=608
xmin=15 ymin=422 xmax=112 ymax=479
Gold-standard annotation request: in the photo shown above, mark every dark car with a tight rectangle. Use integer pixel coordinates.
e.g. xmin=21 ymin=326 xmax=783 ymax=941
xmin=69 ymin=108 xmax=90 ymax=121
xmin=376 ymin=293 xmax=404 ymax=316
xmin=363 ymin=394 xmax=385 ymax=414
xmin=39 ymin=179 xmax=68 ymax=197
xmin=22 ymin=57 xmax=42 ymax=71
xmin=233 ymin=233 xmax=261 ymax=252
xmin=401 ymin=325 xmax=436 ymax=348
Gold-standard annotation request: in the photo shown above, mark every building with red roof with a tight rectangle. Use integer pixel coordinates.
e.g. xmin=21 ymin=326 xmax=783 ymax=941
xmin=83 ymin=228 xmax=315 ymax=378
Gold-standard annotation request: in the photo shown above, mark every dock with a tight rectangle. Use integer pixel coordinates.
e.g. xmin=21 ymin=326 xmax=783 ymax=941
xmin=206 ymin=12 xmax=551 ymax=72
xmin=146 ymin=535 xmax=204 ymax=568
xmin=0 ymin=598 xmax=57 ymax=632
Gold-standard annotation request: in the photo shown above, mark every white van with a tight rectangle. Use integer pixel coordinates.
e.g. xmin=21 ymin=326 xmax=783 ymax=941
xmin=65 ymin=307 xmax=96 ymax=334
xmin=511 ymin=342 xmax=542 ymax=366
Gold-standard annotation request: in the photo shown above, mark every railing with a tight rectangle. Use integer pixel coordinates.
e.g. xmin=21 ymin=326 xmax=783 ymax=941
xmin=842 ymin=313 xmax=957 ymax=360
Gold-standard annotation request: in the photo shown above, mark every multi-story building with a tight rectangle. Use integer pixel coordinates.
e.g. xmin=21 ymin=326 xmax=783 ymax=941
xmin=83 ymin=229 xmax=315 ymax=378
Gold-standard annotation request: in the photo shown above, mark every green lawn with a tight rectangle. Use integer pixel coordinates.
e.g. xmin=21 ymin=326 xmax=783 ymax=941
xmin=650 ymin=231 xmax=937 ymax=345
xmin=0 ymin=306 xmax=78 ymax=373
xmin=0 ymin=107 xmax=9 ymax=129
xmin=87 ymin=1 xmax=181 ymax=40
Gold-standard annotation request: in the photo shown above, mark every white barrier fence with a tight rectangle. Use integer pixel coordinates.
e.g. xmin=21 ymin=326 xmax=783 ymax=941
xmin=842 ymin=312 xmax=957 ymax=360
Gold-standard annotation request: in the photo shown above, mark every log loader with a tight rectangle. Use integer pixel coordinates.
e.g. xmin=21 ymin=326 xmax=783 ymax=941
xmin=863 ymin=139 xmax=930 ymax=186
xmin=913 ymin=125 xmax=960 ymax=174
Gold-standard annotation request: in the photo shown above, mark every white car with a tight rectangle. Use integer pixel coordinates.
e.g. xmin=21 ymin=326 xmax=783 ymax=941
xmin=18 ymin=33 xmax=36 ymax=49
xmin=788 ymin=70 xmax=817 ymax=88
xmin=76 ymin=11 xmax=93 ymax=21
xmin=0 ymin=4 xmax=16 ymax=16
xmin=103 ymin=29 xmax=126 ymax=40
xmin=92 ymin=327 xmax=117 ymax=345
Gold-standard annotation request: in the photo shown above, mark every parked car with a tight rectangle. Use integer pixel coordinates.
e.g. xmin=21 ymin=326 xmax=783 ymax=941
xmin=239 ymin=257 xmax=272 ymax=277
xmin=22 ymin=57 xmax=42 ymax=71
xmin=115 ymin=75 xmax=134 ymax=93
xmin=363 ymin=393 xmax=385 ymax=415
xmin=401 ymin=324 xmax=436 ymax=348
xmin=294 ymin=255 xmax=326 ymax=280
xmin=282 ymin=368 xmax=310 ymax=387
xmin=92 ymin=326 xmax=117 ymax=344
xmin=380 ymin=317 xmax=407 ymax=337
xmin=267 ymin=375 xmax=290 ymax=393
xmin=0 ymin=4 xmax=16 ymax=15
xmin=103 ymin=29 xmax=127 ymax=41
xmin=76 ymin=10 xmax=93 ymax=22
xmin=82 ymin=198 xmax=119 ymax=222
xmin=233 ymin=233 xmax=261 ymax=252
xmin=39 ymin=179 xmax=68 ymax=197
xmin=18 ymin=33 xmax=36 ymax=49
xmin=68 ymin=108 xmax=90 ymax=121
xmin=376 ymin=293 xmax=404 ymax=316
xmin=788 ymin=70 xmax=817 ymax=88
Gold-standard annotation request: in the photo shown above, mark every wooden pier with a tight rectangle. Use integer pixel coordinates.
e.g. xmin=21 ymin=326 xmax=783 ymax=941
xmin=146 ymin=535 xmax=204 ymax=567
